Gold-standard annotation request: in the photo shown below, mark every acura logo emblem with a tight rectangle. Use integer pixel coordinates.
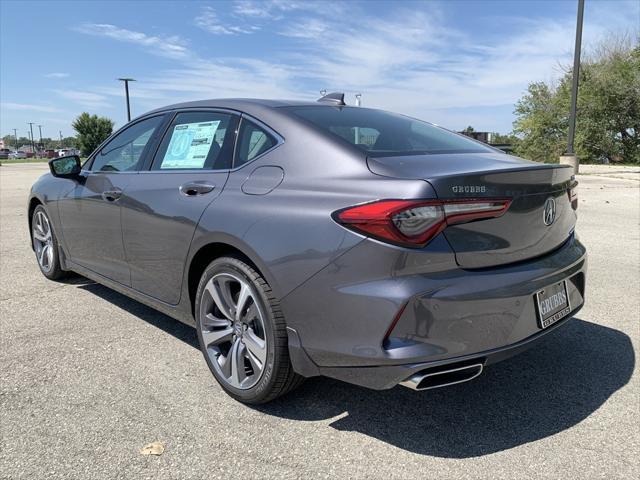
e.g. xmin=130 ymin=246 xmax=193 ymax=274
xmin=543 ymin=197 xmax=556 ymax=226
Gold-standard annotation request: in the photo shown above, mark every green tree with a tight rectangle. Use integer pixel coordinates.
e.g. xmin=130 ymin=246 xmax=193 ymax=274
xmin=512 ymin=82 xmax=568 ymax=162
xmin=576 ymin=41 xmax=639 ymax=162
xmin=513 ymin=35 xmax=639 ymax=163
xmin=490 ymin=132 xmax=519 ymax=144
xmin=72 ymin=113 xmax=114 ymax=156
xmin=61 ymin=137 xmax=79 ymax=149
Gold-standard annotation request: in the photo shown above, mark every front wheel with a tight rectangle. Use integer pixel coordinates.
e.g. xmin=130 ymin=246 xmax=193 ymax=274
xmin=31 ymin=205 xmax=67 ymax=280
xmin=195 ymin=256 xmax=303 ymax=404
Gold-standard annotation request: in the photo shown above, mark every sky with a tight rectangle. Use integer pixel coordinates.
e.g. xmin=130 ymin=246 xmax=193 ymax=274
xmin=1 ymin=0 xmax=638 ymax=140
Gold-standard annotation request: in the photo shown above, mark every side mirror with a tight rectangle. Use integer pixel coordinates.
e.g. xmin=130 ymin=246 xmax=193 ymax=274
xmin=49 ymin=155 xmax=82 ymax=178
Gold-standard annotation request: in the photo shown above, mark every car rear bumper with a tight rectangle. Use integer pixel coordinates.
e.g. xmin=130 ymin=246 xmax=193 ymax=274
xmin=282 ymin=233 xmax=587 ymax=389
xmin=313 ymin=310 xmax=579 ymax=389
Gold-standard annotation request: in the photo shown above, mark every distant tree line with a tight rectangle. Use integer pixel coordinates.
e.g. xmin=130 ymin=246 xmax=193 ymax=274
xmin=2 ymin=135 xmax=78 ymax=150
xmin=3 ymin=113 xmax=115 ymax=156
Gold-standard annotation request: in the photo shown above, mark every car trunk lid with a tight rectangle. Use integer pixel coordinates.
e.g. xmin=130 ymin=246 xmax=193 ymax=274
xmin=367 ymin=152 xmax=577 ymax=268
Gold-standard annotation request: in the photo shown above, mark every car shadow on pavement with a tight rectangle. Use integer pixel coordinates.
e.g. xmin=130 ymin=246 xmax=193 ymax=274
xmin=259 ymin=318 xmax=634 ymax=458
xmin=79 ymin=282 xmax=200 ymax=348
xmin=78 ymin=283 xmax=634 ymax=458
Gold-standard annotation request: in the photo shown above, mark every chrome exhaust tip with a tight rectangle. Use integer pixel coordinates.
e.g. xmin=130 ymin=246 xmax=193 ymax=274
xmin=400 ymin=363 xmax=484 ymax=391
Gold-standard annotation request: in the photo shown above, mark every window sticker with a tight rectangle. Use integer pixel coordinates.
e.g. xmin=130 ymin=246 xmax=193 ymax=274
xmin=161 ymin=121 xmax=220 ymax=169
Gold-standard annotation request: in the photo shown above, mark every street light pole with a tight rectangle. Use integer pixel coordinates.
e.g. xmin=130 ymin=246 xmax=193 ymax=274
xmin=38 ymin=125 xmax=43 ymax=151
xmin=59 ymin=130 xmax=63 ymax=148
xmin=567 ymin=0 xmax=584 ymax=155
xmin=13 ymin=129 xmax=18 ymax=150
xmin=27 ymin=122 xmax=36 ymax=156
xmin=560 ymin=0 xmax=585 ymax=174
xmin=118 ymin=78 xmax=136 ymax=122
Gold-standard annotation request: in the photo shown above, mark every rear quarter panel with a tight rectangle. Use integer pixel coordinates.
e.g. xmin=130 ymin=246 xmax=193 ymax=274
xmin=189 ymin=119 xmax=437 ymax=301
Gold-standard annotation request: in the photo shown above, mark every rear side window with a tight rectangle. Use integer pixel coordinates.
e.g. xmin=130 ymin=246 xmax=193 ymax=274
xmin=152 ymin=111 xmax=238 ymax=170
xmin=235 ymin=119 xmax=277 ymax=168
xmin=92 ymin=115 xmax=164 ymax=172
xmin=285 ymin=106 xmax=494 ymax=157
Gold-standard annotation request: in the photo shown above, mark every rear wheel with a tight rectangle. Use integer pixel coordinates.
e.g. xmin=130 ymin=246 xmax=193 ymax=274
xmin=32 ymin=205 xmax=67 ymax=280
xmin=195 ymin=256 xmax=303 ymax=404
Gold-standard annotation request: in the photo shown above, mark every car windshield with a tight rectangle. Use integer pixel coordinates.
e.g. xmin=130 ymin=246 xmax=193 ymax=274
xmin=285 ymin=106 xmax=495 ymax=157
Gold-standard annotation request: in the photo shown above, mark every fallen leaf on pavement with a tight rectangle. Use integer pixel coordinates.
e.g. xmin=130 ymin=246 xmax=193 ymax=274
xmin=139 ymin=441 xmax=165 ymax=456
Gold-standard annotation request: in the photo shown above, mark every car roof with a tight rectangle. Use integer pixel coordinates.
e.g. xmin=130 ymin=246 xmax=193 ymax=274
xmin=144 ymin=98 xmax=326 ymax=117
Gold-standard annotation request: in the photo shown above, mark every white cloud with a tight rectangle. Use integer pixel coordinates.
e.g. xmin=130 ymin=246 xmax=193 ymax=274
xmin=135 ymin=59 xmax=305 ymax=105
xmin=233 ymin=0 xmax=346 ymax=19
xmin=232 ymin=0 xmax=276 ymax=19
xmin=53 ymin=90 xmax=111 ymax=108
xmin=279 ymin=18 xmax=329 ymax=39
xmin=44 ymin=72 xmax=70 ymax=79
xmin=74 ymin=23 xmax=189 ymax=59
xmin=65 ymin=1 xmax=639 ymax=133
xmin=1 ymin=102 xmax=61 ymax=113
xmin=195 ymin=6 xmax=259 ymax=35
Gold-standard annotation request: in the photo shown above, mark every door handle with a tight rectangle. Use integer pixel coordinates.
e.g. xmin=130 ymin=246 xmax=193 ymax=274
xmin=102 ymin=189 xmax=122 ymax=202
xmin=179 ymin=182 xmax=216 ymax=196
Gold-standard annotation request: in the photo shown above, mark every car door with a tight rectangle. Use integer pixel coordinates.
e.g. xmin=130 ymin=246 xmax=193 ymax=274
xmin=119 ymin=110 xmax=240 ymax=304
xmin=57 ymin=115 xmax=166 ymax=285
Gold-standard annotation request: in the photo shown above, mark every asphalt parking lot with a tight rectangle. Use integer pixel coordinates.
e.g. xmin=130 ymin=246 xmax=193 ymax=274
xmin=1 ymin=163 xmax=638 ymax=479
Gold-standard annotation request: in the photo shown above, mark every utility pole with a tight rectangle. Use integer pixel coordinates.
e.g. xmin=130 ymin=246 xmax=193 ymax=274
xmin=38 ymin=125 xmax=43 ymax=151
xmin=118 ymin=78 xmax=136 ymax=122
xmin=27 ymin=123 xmax=36 ymax=156
xmin=59 ymin=130 xmax=63 ymax=148
xmin=13 ymin=129 xmax=18 ymax=150
xmin=560 ymin=0 xmax=585 ymax=174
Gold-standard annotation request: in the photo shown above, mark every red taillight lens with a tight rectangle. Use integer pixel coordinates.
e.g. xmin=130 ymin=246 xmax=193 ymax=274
xmin=334 ymin=198 xmax=511 ymax=247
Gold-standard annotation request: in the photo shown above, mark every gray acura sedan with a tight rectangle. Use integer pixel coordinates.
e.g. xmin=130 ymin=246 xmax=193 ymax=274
xmin=29 ymin=93 xmax=586 ymax=404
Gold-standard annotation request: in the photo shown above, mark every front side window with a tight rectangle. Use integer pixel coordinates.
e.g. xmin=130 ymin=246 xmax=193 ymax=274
xmin=235 ymin=120 xmax=277 ymax=168
xmin=285 ymin=106 xmax=495 ymax=157
xmin=92 ymin=116 xmax=164 ymax=172
xmin=152 ymin=111 xmax=238 ymax=170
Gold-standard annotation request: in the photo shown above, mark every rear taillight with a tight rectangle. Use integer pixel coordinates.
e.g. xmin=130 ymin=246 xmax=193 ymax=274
xmin=334 ymin=198 xmax=511 ymax=248
xmin=568 ymin=183 xmax=578 ymax=210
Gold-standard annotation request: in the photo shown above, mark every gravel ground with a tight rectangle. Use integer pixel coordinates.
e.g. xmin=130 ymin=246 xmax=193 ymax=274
xmin=1 ymin=163 xmax=638 ymax=479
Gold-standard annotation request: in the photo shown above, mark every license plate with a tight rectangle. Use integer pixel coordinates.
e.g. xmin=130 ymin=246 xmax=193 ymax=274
xmin=535 ymin=280 xmax=571 ymax=329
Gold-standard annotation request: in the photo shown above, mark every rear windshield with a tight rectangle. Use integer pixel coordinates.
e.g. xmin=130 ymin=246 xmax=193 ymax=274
xmin=285 ymin=106 xmax=494 ymax=156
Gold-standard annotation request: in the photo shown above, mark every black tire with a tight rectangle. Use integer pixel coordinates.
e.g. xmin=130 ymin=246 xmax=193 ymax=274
xmin=31 ymin=205 xmax=67 ymax=281
xmin=195 ymin=255 xmax=304 ymax=404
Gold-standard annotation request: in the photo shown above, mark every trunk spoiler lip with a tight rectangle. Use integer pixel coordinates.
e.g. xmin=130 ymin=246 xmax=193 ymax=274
xmin=367 ymin=155 xmax=575 ymax=197
xmin=367 ymin=155 xmax=573 ymax=180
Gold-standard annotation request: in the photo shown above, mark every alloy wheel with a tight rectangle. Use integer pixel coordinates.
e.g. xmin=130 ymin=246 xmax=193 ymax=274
xmin=33 ymin=210 xmax=54 ymax=273
xmin=199 ymin=273 xmax=268 ymax=390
